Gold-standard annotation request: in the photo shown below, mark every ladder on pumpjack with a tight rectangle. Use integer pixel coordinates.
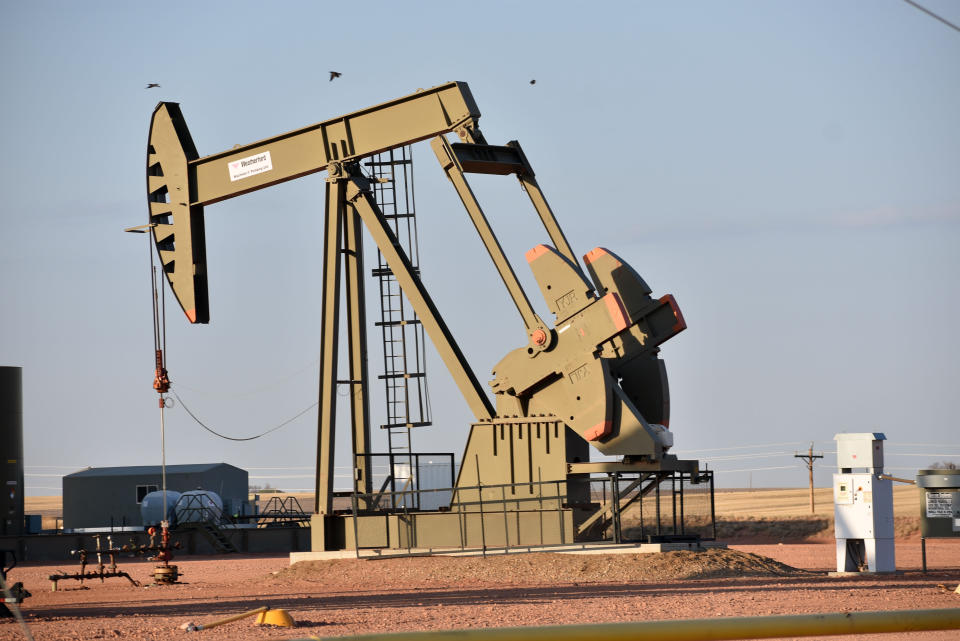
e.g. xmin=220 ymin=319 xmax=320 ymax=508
xmin=367 ymin=146 xmax=432 ymax=508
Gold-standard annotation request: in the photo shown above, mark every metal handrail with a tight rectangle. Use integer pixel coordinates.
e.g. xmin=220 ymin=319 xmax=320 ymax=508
xmin=347 ymin=471 xmax=715 ymax=555
xmin=171 ymin=494 xmax=229 ymax=526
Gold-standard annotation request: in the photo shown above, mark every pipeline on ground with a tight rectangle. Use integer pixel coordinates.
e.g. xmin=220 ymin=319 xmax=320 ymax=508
xmin=284 ymin=608 xmax=960 ymax=641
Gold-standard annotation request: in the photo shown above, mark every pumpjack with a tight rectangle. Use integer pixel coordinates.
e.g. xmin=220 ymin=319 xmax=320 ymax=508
xmin=144 ymin=82 xmax=705 ymax=551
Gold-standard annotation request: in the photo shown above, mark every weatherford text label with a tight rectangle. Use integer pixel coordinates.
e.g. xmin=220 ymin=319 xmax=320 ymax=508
xmin=228 ymin=151 xmax=273 ymax=182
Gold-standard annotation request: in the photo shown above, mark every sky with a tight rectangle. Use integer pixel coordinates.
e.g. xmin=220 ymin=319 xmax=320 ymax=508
xmin=1 ymin=1 xmax=958 ymax=496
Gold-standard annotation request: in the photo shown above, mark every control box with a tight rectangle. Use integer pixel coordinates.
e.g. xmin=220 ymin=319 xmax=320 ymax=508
xmin=916 ymin=469 xmax=960 ymax=538
xmin=834 ymin=474 xmax=894 ymax=539
xmin=835 ymin=432 xmax=885 ymax=473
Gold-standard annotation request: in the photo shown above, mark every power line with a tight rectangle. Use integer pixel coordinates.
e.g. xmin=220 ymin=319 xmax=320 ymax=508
xmin=244 ymin=466 xmax=315 ymax=471
xmin=672 ymin=441 xmax=805 ymax=454
xmin=902 ymin=0 xmax=960 ymax=33
xmin=715 ymin=465 xmax=796 ymax=473
xmin=172 ymin=389 xmax=317 ymax=442
xmin=883 ymin=452 xmax=960 ymax=458
xmin=698 ymin=451 xmax=799 ymax=462
xmin=24 ymin=465 xmax=86 ymax=469
xmin=891 ymin=442 xmax=960 ymax=447
xmin=675 ymin=446 xmax=957 ymax=460
xmin=248 ymin=474 xmax=314 ymax=480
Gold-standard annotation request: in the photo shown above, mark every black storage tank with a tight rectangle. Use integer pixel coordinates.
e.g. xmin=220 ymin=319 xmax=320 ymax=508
xmin=0 ymin=366 xmax=24 ymax=536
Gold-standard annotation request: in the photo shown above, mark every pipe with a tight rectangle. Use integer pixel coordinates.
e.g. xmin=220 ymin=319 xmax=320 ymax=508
xmin=284 ymin=608 xmax=960 ymax=641
xmin=193 ymin=606 xmax=268 ymax=630
xmin=878 ymin=474 xmax=916 ymax=485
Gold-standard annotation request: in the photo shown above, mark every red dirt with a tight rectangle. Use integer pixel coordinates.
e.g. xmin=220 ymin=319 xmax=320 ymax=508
xmin=2 ymin=539 xmax=959 ymax=640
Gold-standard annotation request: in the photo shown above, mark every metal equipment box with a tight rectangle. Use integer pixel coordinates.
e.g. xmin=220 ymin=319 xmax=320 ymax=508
xmin=834 ymin=474 xmax=894 ymax=539
xmin=832 ymin=433 xmax=894 ymax=573
xmin=833 ymin=473 xmax=895 ymax=572
xmin=835 ymin=433 xmax=885 ymax=473
xmin=955 ymin=492 xmax=960 ymax=533
xmin=916 ymin=469 xmax=960 ymax=538
xmin=23 ymin=514 xmax=41 ymax=534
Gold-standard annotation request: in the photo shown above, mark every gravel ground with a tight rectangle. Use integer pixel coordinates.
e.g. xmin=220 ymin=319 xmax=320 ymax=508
xmin=2 ymin=539 xmax=958 ymax=641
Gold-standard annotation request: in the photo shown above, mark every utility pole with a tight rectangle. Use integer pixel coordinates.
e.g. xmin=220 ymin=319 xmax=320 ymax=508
xmin=795 ymin=443 xmax=824 ymax=514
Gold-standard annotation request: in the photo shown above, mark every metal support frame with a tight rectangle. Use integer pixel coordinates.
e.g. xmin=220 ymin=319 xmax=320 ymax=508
xmin=345 ymin=174 xmax=495 ymax=421
xmin=315 ymin=180 xmax=344 ymax=518
xmin=343 ymin=204 xmax=372 ymax=501
xmin=313 ymin=167 xmax=498 ymax=548
xmin=516 ymin=171 xmax=580 ymax=276
xmin=317 ymin=155 xmax=551 ymax=545
xmin=579 ymin=470 xmax=715 ymax=544
xmin=432 ymin=136 xmax=550 ymax=342
xmin=339 ymin=469 xmax=714 ymax=555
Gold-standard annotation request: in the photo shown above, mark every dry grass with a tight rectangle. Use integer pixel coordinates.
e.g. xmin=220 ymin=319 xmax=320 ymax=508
xmin=24 ymin=495 xmax=66 ymax=529
xmin=712 ymin=485 xmax=920 ymax=518
xmin=706 ymin=486 xmax=922 ymax=540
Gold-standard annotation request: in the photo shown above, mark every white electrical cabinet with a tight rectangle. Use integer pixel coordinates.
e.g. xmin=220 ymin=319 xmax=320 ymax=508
xmin=832 ymin=433 xmax=896 ymax=573
xmin=835 ymin=432 xmax=884 ymax=472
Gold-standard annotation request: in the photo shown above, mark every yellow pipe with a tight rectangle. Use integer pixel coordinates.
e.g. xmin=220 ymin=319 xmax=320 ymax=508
xmin=197 ymin=606 xmax=268 ymax=630
xmin=285 ymin=608 xmax=960 ymax=641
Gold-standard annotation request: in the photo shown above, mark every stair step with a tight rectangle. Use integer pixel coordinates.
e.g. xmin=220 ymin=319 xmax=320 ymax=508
xmin=375 ymin=319 xmax=422 ymax=327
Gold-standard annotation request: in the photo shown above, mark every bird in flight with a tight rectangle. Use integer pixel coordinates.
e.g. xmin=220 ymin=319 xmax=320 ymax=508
xmin=145 ymin=83 xmax=161 ymax=89
xmin=530 ymin=79 xmax=536 ymax=85
xmin=329 ymin=71 xmax=341 ymax=81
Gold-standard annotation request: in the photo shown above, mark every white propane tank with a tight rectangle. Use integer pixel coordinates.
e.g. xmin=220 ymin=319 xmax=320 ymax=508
xmin=140 ymin=490 xmax=182 ymax=527
xmin=174 ymin=489 xmax=224 ymax=524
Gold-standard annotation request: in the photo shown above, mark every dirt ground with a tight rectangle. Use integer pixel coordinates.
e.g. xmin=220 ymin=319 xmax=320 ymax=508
xmin=2 ymin=538 xmax=959 ymax=641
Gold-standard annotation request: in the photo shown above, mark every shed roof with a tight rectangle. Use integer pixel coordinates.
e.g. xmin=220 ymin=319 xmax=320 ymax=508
xmin=64 ymin=463 xmax=245 ymax=478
